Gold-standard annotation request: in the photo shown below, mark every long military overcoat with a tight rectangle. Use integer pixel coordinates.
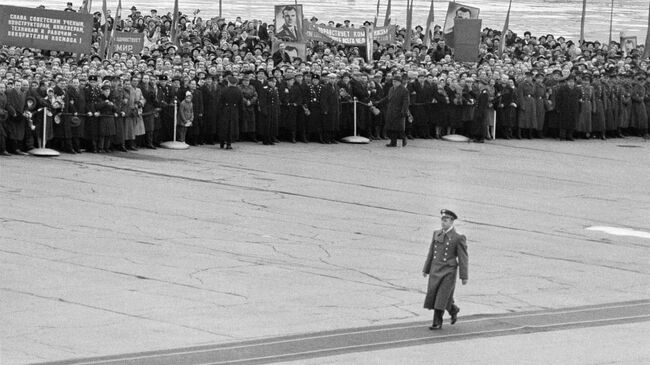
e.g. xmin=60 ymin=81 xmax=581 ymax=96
xmin=423 ymin=228 xmax=468 ymax=311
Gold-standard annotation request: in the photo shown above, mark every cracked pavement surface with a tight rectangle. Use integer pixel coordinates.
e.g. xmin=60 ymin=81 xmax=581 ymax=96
xmin=1 ymin=138 xmax=649 ymax=364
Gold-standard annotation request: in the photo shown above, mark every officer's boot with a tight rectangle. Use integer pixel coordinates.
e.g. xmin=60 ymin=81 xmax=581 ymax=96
xmin=429 ymin=309 xmax=444 ymax=330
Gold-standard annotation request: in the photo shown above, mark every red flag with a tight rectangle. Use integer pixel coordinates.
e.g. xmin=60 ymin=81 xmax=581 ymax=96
xmin=108 ymin=0 xmax=122 ymax=55
xmin=80 ymin=0 xmax=91 ymax=14
xmin=579 ymin=0 xmax=587 ymax=43
xmin=498 ymin=0 xmax=512 ymax=58
xmin=99 ymin=0 xmax=108 ymax=58
xmin=608 ymin=0 xmax=614 ymax=45
xmin=404 ymin=0 xmax=414 ymax=50
xmin=423 ymin=0 xmax=435 ymax=47
xmin=643 ymin=1 xmax=650 ymax=59
xmin=171 ymin=0 xmax=179 ymax=45
xmin=384 ymin=0 xmax=392 ymax=26
xmin=374 ymin=0 xmax=381 ymax=26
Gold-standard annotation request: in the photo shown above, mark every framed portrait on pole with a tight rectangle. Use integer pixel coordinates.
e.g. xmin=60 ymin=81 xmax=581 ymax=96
xmin=274 ymin=4 xmax=304 ymax=42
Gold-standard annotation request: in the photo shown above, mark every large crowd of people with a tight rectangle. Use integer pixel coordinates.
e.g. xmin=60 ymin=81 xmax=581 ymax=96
xmin=1 ymin=2 xmax=650 ymax=156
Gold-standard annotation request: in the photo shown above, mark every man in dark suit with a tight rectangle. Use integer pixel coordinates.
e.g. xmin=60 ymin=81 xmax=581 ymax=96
xmin=422 ymin=209 xmax=469 ymax=330
xmin=373 ymin=74 xmax=410 ymax=147
xmin=275 ymin=5 xmax=301 ymax=42
xmin=320 ymin=73 xmax=341 ymax=144
xmin=217 ymin=76 xmax=243 ymax=150
xmin=556 ymin=76 xmax=581 ymax=141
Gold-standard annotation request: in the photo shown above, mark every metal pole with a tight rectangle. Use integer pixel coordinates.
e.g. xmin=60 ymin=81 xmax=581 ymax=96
xmin=579 ymin=0 xmax=587 ymax=43
xmin=492 ymin=110 xmax=497 ymax=140
xmin=173 ymin=100 xmax=178 ymax=142
xmin=608 ymin=0 xmax=614 ymax=45
xmin=219 ymin=0 xmax=222 ymax=18
xmin=353 ymin=97 xmax=358 ymax=136
xmin=42 ymin=107 xmax=47 ymax=148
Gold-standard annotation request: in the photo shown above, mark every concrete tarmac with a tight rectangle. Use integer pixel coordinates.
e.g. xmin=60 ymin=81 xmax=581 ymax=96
xmin=1 ymin=137 xmax=650 ymax=364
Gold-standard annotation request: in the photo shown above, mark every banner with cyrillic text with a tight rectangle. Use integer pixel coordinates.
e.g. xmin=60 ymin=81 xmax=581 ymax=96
xmin=110 ymin=31 xmax=144 ymax=54
xmin=304 ymin=24 xmax=395 ymax=46
xmin=0 ymin=5 xmax=93 ymax=54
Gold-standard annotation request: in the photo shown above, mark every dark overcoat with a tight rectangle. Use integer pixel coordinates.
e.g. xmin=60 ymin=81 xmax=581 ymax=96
xmin=218 ymin=85 xmax=243 ymax=142
xmin=320 ymin=83 xmax=341 ymax=132
xmin=202 ymin=83 xmax=220 ymax=136
xmin=516 ymin=80 xmax=537 ymax=129
xmin=377 ymin=84 xmax=410 ymax=133
xmin=556 ymin=84 xmax=581 ymax=130
xmin=423 ymin=228 xmax=468 ymax=311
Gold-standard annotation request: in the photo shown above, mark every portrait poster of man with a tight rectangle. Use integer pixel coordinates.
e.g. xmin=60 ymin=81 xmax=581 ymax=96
xmin=274 ymin=4 xmax=304 ymax=42
xmin=442 ymin=2 xmax=480 ymax=48
xmin=620 ymin=36 xmax=637 ymax=57
xmin=271 ymin=41 xmax=307 ymax=64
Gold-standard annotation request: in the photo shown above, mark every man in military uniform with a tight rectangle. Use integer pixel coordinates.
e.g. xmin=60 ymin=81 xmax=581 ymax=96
xmin=258 ymin=76 xmax=280 ymax=145
xmin=630 ymin=73 xmax=648 ymax=137
xmin=533 ymin=73 xmax=547 ymax=138
xmin=306 ymin=73 xmax=324 ymax=143
xmin=516 ymin=71 xmax=537 ymax=139
xmin=156 ymin=75 xmax=174 ymax=143
xmin=83 ymin=75 xmax=102 ymax=152
xmin=423 ymin=209 xmax=469 ymax=330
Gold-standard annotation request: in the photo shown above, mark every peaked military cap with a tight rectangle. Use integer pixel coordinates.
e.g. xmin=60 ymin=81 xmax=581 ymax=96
xmin=440 ymin=209 xmax=458 ymax=220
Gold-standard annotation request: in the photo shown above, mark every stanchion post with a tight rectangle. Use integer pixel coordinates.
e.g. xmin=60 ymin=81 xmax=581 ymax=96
xmin=41 ymin=107 xmax=47 ymax=148
xmin=340 ymin=97 xmax=369 ymax=144
xmin=353 ymin=97 xmax=358 ymax=137
xmin=29 ymin=106 xmax=60 ymax=156
xmin=159 ymin=98 xmax=189 ymax=149
xmin=173 ymin=99 xmax=178 ymax=142
xmin=492 ymin=110 xmax=497 ymax=140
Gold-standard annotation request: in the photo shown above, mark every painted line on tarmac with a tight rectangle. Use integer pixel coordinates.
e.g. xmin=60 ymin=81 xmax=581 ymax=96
xmin=39 ymin=300 xmax=650 ymax=365
xmin=196 ymin=314 xmax=650 ymax=365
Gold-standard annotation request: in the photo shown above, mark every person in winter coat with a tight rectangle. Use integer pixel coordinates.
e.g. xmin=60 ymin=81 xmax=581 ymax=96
xmin=217 ymin=76 xmax=243 ymax=149
xmin=239 ymin=74 xmax=259 ymax=142
xmin=93 ymin=84 xmax=118 ymax=152
xmin=258 ymin=76 xmax=280 ymax=145
xmin=319 ymin=73 xmax=342 ymax=144
xmin=556 ymin=76 xmax=582 ymax=141
xmin=423 ymin=209 xmax=468 ymax=330
xmin=177 ymin=91 xmax=194 ymax=143
xmin=373 ymin=73 xmax=410 ymax=147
